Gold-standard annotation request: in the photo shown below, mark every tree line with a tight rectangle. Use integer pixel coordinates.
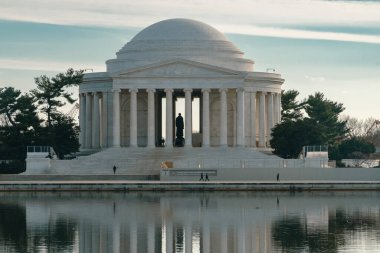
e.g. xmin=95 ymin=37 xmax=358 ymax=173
xmin=271 ymin=90 xmax=378 ymax=167
xmin=0 ymin=69 xmax=83 ymax=172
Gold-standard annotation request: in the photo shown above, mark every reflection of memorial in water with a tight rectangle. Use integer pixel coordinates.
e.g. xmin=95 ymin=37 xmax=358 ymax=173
xmin=0 ymin=192 xmax=380 ymax=252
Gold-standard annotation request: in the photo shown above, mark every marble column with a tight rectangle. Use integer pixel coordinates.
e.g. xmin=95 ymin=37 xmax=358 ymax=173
xmin=277 ymin=93 xmax=282 ymax=123
xmin=184 ymin=89 xmax=192 ymax=147
xmin=112 ymin=89 xmax=121 ymax=147
xmin=202 ymin=88 xmax=210 ymax=147
xmin=101 ymin=92 xmax=108 ymax=148
xmin=147 ymin=89 xmax=156 ymax=148
xmin=259 ymin=92 xmax=266 ymax=147
xmin=273 ymin=93 xmax=279 ymax=126
xmin=236 ymin=88 xmax=245 ymax=147
xmin=92 ymin=92 xmax=100 ymax=149
xmin=267 ymin=92 xmax=274 ymax=142
xmin=85 ymin=93 xmax=92 ymax=148
xmin=79 ymin=94 xmax=86 ymax=148
xmin=219 ymin=88 xmax=228 ymax=147
xmin=165 ymin=89 xmax=174 ymax=148
xmin=250 ymin=92 xmax=257 ymax=147
xmin=130 ymin=88 xmax=138 ymax=147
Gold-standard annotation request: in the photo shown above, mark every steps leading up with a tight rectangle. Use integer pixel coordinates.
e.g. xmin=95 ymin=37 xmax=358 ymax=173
xmin=74 ymin=149 xmax=101 ymax=157
xmin=50 ymin=147 xmax=281 ymax=175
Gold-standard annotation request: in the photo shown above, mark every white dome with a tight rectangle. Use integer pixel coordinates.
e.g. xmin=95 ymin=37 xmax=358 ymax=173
xmin=131 ymin=18 xmax=229 ymax=42
xmin=107 ymin=19 xmax=254 ymax=73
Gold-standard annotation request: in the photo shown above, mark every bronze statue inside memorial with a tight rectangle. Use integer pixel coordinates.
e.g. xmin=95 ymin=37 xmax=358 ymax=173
xmin=175 ymin=113 xmax=185 ymax=147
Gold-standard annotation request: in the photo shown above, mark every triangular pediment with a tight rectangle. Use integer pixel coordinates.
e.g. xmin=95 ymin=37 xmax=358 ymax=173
xmin=115 ymin=59 xmax=240 ymax=78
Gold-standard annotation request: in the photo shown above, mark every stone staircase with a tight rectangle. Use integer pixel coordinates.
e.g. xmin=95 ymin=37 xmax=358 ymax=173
xmin=74 ymin=149 xmax=101 ymax=157
xmin=50 ymin=147 xmax=280 ymax=175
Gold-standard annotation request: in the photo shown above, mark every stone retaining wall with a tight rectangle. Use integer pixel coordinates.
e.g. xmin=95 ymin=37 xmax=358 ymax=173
xmin=0 ymin=181 xmax=379 ymax=191
xmin=161 ymin=166 xmax=380 ymax=181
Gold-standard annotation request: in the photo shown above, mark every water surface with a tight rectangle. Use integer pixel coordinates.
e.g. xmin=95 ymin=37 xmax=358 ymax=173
xmin=0 ymin=191 xmax=379 ymax=252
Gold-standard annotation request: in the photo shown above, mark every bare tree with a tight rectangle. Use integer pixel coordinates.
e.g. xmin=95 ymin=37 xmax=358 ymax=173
xmin=340 ymin=115 xmax=380 ymax=166
xmin=342 ymin=115 xmax=380 ymax=142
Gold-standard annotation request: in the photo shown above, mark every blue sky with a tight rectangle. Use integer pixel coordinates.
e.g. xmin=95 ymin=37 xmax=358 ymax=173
xmin=0 ymin=0 xmax=379 ymax=119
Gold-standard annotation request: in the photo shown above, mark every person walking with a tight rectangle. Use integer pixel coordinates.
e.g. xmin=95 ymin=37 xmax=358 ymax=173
xmin=205 ymin=173 xmax=209 ymax=181
xmin=276 ymin=173 xmax=280 ymax=182
xmin=113 ymin=165 xmax=117 ymax=174
xmin=199 ymin=173 xmax=204 ymax=181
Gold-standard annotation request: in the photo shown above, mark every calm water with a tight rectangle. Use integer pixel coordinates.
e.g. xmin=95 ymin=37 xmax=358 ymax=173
xmin=0 ymin=191 xmax=379 ymax=253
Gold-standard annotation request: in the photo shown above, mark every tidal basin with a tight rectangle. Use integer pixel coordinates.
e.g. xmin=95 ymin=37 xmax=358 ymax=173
xmin=0 ymin=191 xmax=379 ymax=252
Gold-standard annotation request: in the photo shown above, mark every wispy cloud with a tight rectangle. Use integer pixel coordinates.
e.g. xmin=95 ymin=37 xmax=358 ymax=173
xmin=6 ymin=0 xmax=380 ymax=25
xmin=219 ymin=25 xmax=380 ymax=44
xmin=0 ymin=58 xmax=104 ymax=72
xmin=1 ymin=0 xmax=380 ymax=30
xmin=304 ymin=75 xmax=326 ymax=82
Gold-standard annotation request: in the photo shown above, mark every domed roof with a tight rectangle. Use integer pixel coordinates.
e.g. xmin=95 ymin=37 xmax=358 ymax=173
xmin=131 ymin=18 xmax=229 ymax=42
xmin=107 ymin=19 xmax=254 ymax=73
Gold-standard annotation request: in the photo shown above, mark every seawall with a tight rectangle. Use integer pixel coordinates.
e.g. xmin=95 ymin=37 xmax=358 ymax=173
xmin=0 ymin=180 xmax=379 ymax=191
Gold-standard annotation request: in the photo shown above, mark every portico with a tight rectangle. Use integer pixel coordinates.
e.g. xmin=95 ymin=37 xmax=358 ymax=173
xmin=79 ymin=86 xmax=282 ymax=149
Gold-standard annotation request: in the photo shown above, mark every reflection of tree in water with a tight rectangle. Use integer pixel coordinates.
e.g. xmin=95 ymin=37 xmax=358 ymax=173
xmin=0 ymin=203 xmax=27 ymax=252
xmin=0 ymin=202 xmax=77 ymax=252
xmin=30 ymin=217 xmax=77 ymax=252
xmin=272 ymin=209 xmax=379 ymax=253
xmin=272 ymin=216 xmax=306 ymax=252
xmin=322 ymin=209 xmax=378 ymax=252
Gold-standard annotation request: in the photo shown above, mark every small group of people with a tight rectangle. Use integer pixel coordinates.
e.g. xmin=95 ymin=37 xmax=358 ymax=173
xmin=199 ymin=172 xmax=210 ymax=181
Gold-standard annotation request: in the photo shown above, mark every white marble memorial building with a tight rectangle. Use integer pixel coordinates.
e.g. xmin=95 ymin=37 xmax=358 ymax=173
xmin=79 ymin=18 xmax=284 ymax=150
xmin=28 ymin=19 xmax=337 ymax=176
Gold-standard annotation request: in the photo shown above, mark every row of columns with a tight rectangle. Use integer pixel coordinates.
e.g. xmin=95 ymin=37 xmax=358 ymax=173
xmin=79 ymin=88 xmax=281 ymax=149
xmin=79 ymin=92 xmax=108 ymax=149
xmin=257 ymin=91 xmax=282 ymax=147
xmin=111 ymin=88 xmax=158 ymax=148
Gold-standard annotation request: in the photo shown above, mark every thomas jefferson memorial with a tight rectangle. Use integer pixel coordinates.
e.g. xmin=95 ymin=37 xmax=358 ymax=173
xmin=79 ymin=18 xmax=283 ymax=150
xmin=27 ymin=19 xmax=373 ymax=179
